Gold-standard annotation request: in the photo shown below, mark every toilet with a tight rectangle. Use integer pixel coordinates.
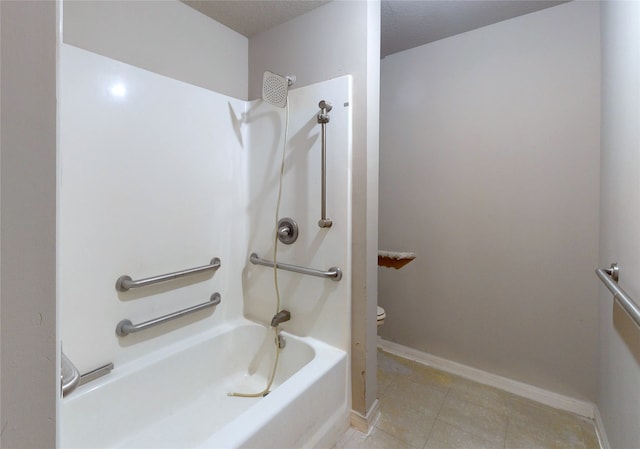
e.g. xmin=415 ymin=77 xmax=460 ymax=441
xmin=377 ymin=305 xmax=386 ymax=327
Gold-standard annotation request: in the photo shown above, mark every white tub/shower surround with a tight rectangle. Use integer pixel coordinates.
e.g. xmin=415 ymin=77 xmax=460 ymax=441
xmin=60 ymin=44 xmax=352 ymax=449
xmin=61 ymin=320 xmax=348 ymax=449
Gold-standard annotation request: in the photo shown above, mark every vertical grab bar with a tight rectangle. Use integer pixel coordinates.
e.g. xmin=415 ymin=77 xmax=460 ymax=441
xmin=317 ymin=100 xmax=333 ymax=228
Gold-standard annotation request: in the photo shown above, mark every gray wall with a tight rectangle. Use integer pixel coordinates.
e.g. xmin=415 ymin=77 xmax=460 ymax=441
xmin=249 ymin=0 xmax=381 ymax=417
xmin=598 ymin=1 xmax=640 ymax=446
xmin=379 ymin=1 xmax=600 ymax=401
xmin=63 ymin=0 xmax=248 ymax=99
xmin=0 ymin=1 xmax=58 ymax=447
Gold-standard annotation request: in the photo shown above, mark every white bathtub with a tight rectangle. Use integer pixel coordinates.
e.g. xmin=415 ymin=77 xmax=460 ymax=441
xmin=60 ymin=320 xmax=349 ymax=449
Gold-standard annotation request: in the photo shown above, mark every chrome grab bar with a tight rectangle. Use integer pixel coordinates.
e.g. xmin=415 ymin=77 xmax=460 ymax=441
xmin=317 ymin=100 xmax=333 ymax=228
xmin=116 ymin=292 xmax=221 ymax=336
xmin=79 ymin=363 xmax=114 ymax=386
xmin=61 ymin=352 xmax=114 ymax=397
xmin=61 ymin=351 xmax=81 ymax=397
xmin=596 ymin=263 xmax=640 ymax=328
xmin=116 ymin=257 xmax=221 ymax=291
xmin=249 ymin=253 xmax=342 ymax=281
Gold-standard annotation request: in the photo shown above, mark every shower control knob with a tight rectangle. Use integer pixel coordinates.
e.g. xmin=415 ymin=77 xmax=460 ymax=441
xmin=277 ymin=218 xmax=299 ymax=244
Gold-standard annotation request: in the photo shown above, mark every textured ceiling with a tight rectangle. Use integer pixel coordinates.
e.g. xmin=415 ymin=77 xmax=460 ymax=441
xmin=183 ymin=0 xmax=331 ymax=37
xmin=381 ymin=0 xmax=569 ymax=57
xmin=183 ymin=0 xmax=569 ymax=57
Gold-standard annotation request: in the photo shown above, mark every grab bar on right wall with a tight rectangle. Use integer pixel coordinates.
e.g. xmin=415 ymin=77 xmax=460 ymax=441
xmin=596 ymin=263 xmax=640 ymax=328
xmin=317 ymin=100 xmax=333 ymax=228
xmin=250 ymin=253 xmax=342 ymax=281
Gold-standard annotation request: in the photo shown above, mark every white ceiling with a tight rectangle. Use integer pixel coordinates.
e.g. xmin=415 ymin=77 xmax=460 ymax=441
xmin=183 ymin=0 xmax=569 ymax=58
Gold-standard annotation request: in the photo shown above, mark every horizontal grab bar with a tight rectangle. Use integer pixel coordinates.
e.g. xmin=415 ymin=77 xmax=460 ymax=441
xmin=78 ymin=363 xmax=114 ymax=387
xmin=61 ymin=352 xmax=114 ymax=397
xmin=116 ymin=257 xmax=221 ymax=291
xmin=596 ymin=263 xmax=640 ymax=328
xmin=249 ymin=253 xmax=342 ymax=281
xmin=116 ymin=293 xmax=221 ymax=336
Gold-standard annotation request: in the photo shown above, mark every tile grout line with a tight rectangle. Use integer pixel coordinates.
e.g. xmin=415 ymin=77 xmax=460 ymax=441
xmin=373 ymin=368 xmax=412 ymax=448
xmin=420 ymin=382 xmax=453 ymax=449
xmin=420 ymin=403 xmax=442 ymax=449
xmin=502 ymin=417 xmax=510 ymax=449
xmin=578 ymin=418 xmax=599 ymax=449
xmin=370 ymin=426 xmax=411 ymax=449
xmin=434 ymin=383 xmax=452 ymax=421
xmin=380 ymin=352 xmax=452 ymax=449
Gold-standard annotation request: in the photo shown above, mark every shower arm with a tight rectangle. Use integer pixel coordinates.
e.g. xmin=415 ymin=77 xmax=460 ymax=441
xmin=317 ymin=100 xmax=333 ymax=228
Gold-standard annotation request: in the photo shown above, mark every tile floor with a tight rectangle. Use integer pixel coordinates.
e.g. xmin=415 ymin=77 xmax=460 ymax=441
xmin=334 ymin=350 xmax=600 ymax=449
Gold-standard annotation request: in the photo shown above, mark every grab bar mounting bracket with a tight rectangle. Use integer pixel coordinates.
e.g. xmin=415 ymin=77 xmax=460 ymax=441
xmin=605 ymin=262 xmax=619 ymax=282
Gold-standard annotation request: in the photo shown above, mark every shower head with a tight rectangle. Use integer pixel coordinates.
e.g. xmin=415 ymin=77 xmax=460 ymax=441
xmin=262 ymin=71 xmax=295 ymax=108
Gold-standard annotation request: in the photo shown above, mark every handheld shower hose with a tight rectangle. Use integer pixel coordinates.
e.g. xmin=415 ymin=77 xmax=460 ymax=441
xmin=228 ymin=93 xmax=291 ymax=398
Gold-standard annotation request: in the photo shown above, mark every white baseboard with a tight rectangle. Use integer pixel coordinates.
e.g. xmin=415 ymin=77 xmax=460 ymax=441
xmin=593 ymin=407 xmax=611 ymax=449
xmin=378 ymin=338 xmax=596 ymax=419
xmin=349 ymin=399 xmax=381 ymax=435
